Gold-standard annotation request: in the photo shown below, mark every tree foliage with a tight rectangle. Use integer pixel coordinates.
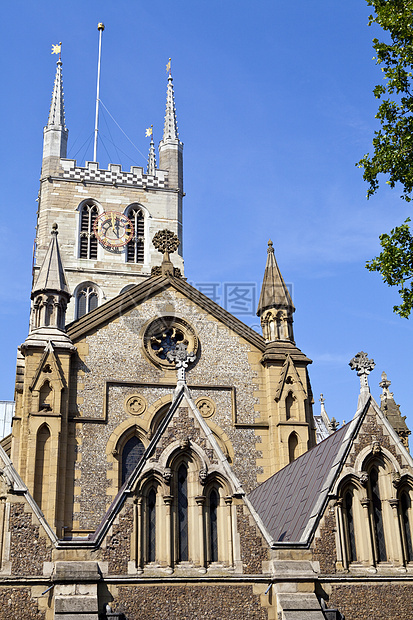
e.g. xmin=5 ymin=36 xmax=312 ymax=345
xmin=359 ymin=0 xmax=413 ymax=316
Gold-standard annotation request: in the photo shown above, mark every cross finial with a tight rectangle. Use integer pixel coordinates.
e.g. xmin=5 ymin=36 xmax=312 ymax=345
xmin=167 ymin=341 xmax=195 ymax=386
xmin=349 ymin=351 xmax=375 ymax=392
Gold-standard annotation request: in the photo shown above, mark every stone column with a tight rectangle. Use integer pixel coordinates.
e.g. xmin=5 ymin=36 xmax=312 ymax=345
xmin=0 ymin=497 xmax=6 ymax=568
xmin=195 ymin=496 xmax=206 ymax=573
xmin=335 ymin=499 xmax=346 ymax=570
xmin=361 ymin=497 xmax=375 ymax=568
xmin=164 ymin=495 xmax=173 ymax=574
xmin=225 ymin=496 xmax=233 ymax=567
xmin=389 ymin=498 xmax=405 ymax=568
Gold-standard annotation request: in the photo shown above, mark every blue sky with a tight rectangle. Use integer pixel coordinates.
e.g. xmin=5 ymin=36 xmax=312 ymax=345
xmin=1 ymin=1 xmax=412 ymax=431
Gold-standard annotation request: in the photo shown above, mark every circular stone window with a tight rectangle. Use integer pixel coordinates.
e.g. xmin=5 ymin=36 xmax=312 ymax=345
xmin=143 ymin=316 xmax=199 ymax=369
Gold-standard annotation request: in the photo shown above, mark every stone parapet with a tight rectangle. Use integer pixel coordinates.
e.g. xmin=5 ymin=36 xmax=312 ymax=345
xmin=59 ymin=160 xmax=168 ymax=189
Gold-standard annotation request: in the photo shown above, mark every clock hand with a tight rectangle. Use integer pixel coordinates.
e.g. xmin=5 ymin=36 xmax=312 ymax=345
xmin=111 ymin=212 xmax=116 ymax=231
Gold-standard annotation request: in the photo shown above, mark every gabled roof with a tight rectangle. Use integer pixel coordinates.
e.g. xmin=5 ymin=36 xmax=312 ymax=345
xmin=249 ymin=389 xmax=413 ymax=547
xmin=67 ymin=274 xmax=265 ymax=351
xmin=248 ymin=423 xmax=349 ymax=545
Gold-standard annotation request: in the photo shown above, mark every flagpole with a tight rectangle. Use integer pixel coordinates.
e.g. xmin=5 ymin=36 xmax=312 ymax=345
xmin=93 ymin=23 xmax=105 ymax=162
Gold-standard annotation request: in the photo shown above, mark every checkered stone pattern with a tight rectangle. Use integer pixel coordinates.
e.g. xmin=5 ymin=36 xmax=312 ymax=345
xmin=60 ymin=159 xmax=167 ymax=188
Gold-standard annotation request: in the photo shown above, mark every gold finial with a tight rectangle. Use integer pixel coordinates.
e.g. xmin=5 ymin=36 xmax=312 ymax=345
xmin=98 ymin=22 xmax=105 ymax=31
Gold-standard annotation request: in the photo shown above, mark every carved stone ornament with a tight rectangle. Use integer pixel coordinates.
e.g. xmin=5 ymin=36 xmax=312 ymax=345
xmin=124 ymin=394 xmax=147 ymax=416
xmin=199 ymin=468 xmax=208 ymax=485
xmin=392 ymin=471 xmax=401 ymax=488
xmin=180 ymin=437 xmax=190 ymax=450
xmin=163 ymin=468 xmax=172 ymax=484
xmin=372 ymin=440 xmax=381 ymax=455
xmin=167 ymin=342 xmax=196 ymax=369
xmin=349 ymin=351 xmax=375 ymax=390
xmin=152 ymin=229 xmax=180 ymax=256
xmin=196 ymin=397 xmax=216 ymax=419
xmin=359 ymin=471 xmax=369 ymax=487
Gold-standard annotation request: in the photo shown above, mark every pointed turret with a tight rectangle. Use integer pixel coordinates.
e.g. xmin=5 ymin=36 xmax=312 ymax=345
xmin=379 ymin=371 xmax=410 ymax=450
xmin=42 ymin=59 xmax=68 ymax=163
xmin=257 ymin=240 xmax=295 ymax=342
xmin=26 ymin=224 xmax=72 ymax=347
xmin=158 ymin=67 xmax=183 ymax=191
xmin=147 ymin=133 xmax=157 ymax=175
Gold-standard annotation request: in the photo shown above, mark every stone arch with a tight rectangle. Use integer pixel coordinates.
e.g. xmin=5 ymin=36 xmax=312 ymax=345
xmin=34 ymin=423 xmax=51 ymax=512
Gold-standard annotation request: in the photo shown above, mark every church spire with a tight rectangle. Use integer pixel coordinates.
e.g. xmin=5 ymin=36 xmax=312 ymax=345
xmin=30 ymin=224 xmax=71 ymax=334
xmin=42 ymin=59 xmax=68 ymax=161
xmin=147 ymin=130 xmax=157 ymax=175
xmin=159 ymin=61 xmax=183 ymax=191
xmin=257 ymin=240 xmax=295 ymax=342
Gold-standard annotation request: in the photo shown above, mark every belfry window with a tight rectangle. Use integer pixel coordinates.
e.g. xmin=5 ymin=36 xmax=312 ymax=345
xmin=126 ymin=208 xmax=144 ymax=263
xmin=76 ymin=284 xmax=99 ymax=319
xmin=288 ymin=432 xmax=299 ymax=463
xmin=79 ymin=203 xmax=98 ymax=259
xmin=121 ymin=436 xmax=145 ymax=485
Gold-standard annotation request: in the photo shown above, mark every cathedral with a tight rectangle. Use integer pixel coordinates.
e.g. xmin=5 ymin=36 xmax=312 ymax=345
xmin=0 ymin=52 xmax=413 ymax=620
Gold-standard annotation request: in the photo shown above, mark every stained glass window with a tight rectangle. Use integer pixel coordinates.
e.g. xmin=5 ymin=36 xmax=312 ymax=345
xmin=370 ymin=467 xmax=387 ymax=562
xmin=121 ymin=436 xmax=144 ymax=485
xmin=401 ymin=492 xmax=413 ymax=563
xmin=210 ymin=490 xmax=218 ymax=563
xmin=344 ymin=490 xmax=357 ymax=563
xmin=148 ymin=488 xmax=156 ymax=563
xmin=178 ymin=464 xmax=188 ymax=562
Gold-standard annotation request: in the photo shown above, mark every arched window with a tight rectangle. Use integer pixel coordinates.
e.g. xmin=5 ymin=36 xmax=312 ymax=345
xmin=369 ymin=467 xmax=387 ymax=562
xmin=288 ymin=432 xmax=299 ymax=463
xmin=147 ymin=488 xmax=157 ymax=563
xmin=209 ymin=490 xmax=219 ymax=563
xmin=76 ymin=284 xmax=99 ymax=319
xmin=79 ymin=202 xmax=98 ymax=259
xmin=343 ymin=489 xmax=357 ymax=564
xmin=286 ymin=392 xmax=294 ymax=420
xmin=177 ymin=464 xmax=188 ymax=562
xmin=34 ymin=425 xmax=51 ymax=512
xmin=126 ymin=207 xmax=144 ymax=263
xmin=121 ymin=436 xmax=144 ymax=485
xmin=401 ymin=491 xmax=413 ymax=563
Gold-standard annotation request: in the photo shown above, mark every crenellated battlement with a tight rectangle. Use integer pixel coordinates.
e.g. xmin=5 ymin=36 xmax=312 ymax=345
xmin=59 ymin=159 xmax=168 ymax=188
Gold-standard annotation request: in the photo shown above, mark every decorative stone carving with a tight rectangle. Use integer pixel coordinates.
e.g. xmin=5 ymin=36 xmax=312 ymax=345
xmin=392 ymin=472 xmax=401 ymax=488
xmin=359 ymin=471 xmax=369 ymax=487
xmin=163 ymin=468 xmax=172 ymax=484
xmin=196 ymin=397 xmax=216 ymax=419
xmin=349 ymin=351 xmax=375 ymax=391
xmin=167 ymin=342 xmax=196 ymax=384
xmin=199 ymin=468 xmax=208 ymax=485
xmin=372 ymin=440 xmax=381 ymax=455
xmin=152 ymin=229 xmax=180 ymax=256
xmin=124 ymin=393 xmax=147 ymax=416
xmin=180 ymin=437 xmax=190 ymax=450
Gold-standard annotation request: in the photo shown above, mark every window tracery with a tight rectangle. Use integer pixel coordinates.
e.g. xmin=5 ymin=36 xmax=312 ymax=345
xmin=126 ymin=207 xmax=144 ymax=263
xmin=76 ymin=284 xmax=99 ymax=319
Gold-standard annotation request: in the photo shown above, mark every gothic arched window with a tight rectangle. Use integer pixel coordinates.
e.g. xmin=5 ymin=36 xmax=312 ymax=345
xmin=209 ymin=489 xmax=219 ymax=563
xmin=34 ymin=424 xmax=51 ymax=513
xmin=177 ymin=464 xmax=189 ymax=562
xmin=79 ymin=202 xmax=98 ymax=259
xmin=369 ymin=467 xmax=387 ymax=562
xmin=121 ymin=436 xmax=145 ymax=485
xmin=126 ymin=207 xmax=144 ymax=263
xmin=343 ymin=489 xmax=357 ymax=564
xmin=286 ymin=391 xmax=294 ymax=420
xmin=147 ymin=488 xmax=157 ymax=563
xmin=401 ymin=491 xmax=413 ymax=563
xmin=76 ymin=284 xmax=99 ymax=319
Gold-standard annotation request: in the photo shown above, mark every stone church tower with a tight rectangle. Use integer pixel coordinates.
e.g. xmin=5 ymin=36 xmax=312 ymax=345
xmin=36 ymin=57 xmax=184 ymax=323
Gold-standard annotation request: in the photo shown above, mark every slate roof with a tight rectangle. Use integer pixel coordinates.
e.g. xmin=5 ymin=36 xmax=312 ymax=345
xmin=248 ymin=423 xmax=349 ymax=545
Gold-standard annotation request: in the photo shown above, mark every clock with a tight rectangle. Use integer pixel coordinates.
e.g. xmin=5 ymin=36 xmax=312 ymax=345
xmin=93 ymin=211 xmax=134 ymax=249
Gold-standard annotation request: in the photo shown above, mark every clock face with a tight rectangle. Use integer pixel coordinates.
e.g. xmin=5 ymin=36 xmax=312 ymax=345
xmin=93 ymin=211 xmax=134 ymax=249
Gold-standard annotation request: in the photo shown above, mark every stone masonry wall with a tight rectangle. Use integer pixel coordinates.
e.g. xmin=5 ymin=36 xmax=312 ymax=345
xmin=103 ymin=503 xmax=133 ymax=575
xmin=73 ymin=288 xmax=263 ymax=530
xmin=236 ymin=505 xmax=269 ymax=574
xmin=312 ymin=500 xmax=337 ymax=574
xmin=10 ymin=503 xmax=52 ymax=576
xmin=111 ymin=584 xmax=268 ymax=620
xmin=0 ymin=587 xmax=45 ymax=620
xmin=327 ymin=583 xmax=413 ymax=620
